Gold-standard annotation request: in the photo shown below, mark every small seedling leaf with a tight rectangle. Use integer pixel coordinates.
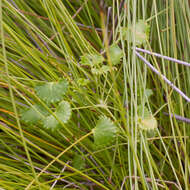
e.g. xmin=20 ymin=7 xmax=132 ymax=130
xmin=137 ymin=105 xmax=150 ymax=118
xmin=80 ymin=53 xmax=104 ymax=66
xmin=92 ymin=116 xmax=117 ymax=147
xmin=145 ymin=89 xmax=153 ymax=98
xmin=138 ymin=117 xmax=157 ymax=130
xmin=91 ymin=65 xmax=111 ymax=75
xmin=137 ymin=106 xmax=157 ymax=130
xmin=56 ymin=101 xmax=72 ymax=123
xmin=108 ymin=44 xmax=123 ymax=65
xmin=21 ymin=104 xmax=49 ymax=124
xmin=35 ymin=79 xmax=68 ymax=104
xmin=43 ymin=114 xmax=59 ymax=130
xmin=122 ymin=20 xmax=150 ymax=45
xmin=43 ymin=101 xmax=71 ymax=130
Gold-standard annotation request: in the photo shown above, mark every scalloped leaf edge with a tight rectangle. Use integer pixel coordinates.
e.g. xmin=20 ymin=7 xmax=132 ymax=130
xmin=43 ymin=101 xmax=72 ymax=131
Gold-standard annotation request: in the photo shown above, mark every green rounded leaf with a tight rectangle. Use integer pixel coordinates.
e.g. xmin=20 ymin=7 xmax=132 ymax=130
xmin=35 ymin=79 xmax=68 ymax=104
xmin=91 ymin=65 xmax=111 ymax=75
xmin=43 ymin=101 xmax=71 ymax=130
xmin=43 ymin=115 xmax=59 ymax=130
xmin=80 ymin=53 xmax=104 ymax=66
xmin=122 ymin=20 xmax=150 ymax=45
xmin=137 ymin=106 xmax=157 ymax=130
xmin=56 ymin=101 xmax=72 ymax=123
xmin=108 ymin=44 xmax=123 ymax=65
xmin=73 ymin=154 xmax=85 ymax=170
xmin=138 ymin=117 xmax=157 ymax=130
xmin=145 ymin=89 xmax=153 ymax=98
xmin=20 ymin=104 xmax=49 ymax=124
xmin=92 ymin=116 xmax=117 ymax=147
xmin=137 ymin=105 xmax=150 ymax=118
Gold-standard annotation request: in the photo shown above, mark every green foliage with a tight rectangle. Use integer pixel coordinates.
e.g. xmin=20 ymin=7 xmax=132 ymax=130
xmin=80 ymin=43 xmax=121 ymax=75
xmin=122 ymin=20 xmax=150 ymax=45
xmin=72 ymin=154 xmax=85 ymax=170
xmin=1 ymin=0 xmax=189 ymax=189
xmin=20 ymin=104 xmax=49 ymax=124
xmin=35 ymin=79 xmax=68 ymax=104
xmin=145 ymin=89 xmax=153 ymax=98
xmin=137 ymin=105 xmax=151 ymax=118
xmin=43 ymin=101 xmax=72 ymax=131
xmin=138 ymin=88 xmax=153 ymax=101
xmin=138 ymin=116 xmax=157 ymax=131
xmin=92 ymin=116 xmax=118 ymax=147
xmin=108 ymin=44 xmax=123 ymax=65
xmin=71 ymin=90 xmax=89 ymax=106
xmin=21 ymin=79 xmax=71 ymax=131
xmin=77 ymin=78 xmax=90 ymax=86
xmin=56 ymin=101 xmax=72 ymax=123
xmin=80 ymin=53 xmax=104 ymax=66
xmin=137 ymin=106 xmax=157 ymax=130
xmin=91 ymin=65 xmax=112 ymax=75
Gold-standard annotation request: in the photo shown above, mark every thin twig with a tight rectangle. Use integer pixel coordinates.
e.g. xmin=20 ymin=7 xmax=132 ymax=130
xmin=163 ymin=112 xmax=190 ymax=124
xmin=63 ymin=183 xmax=78 ymax=189
xmin=5 ymin=7 xmax=104 ymax=39
xmin=75 ymin=22 xmax=106 ymax=32
xmin=135 ymin=47 xmax=190 ymax=67
xmin=103 ymin=6 xmax=112 ymax=47
xmin=4 ymin=154 xmax=80 ymax=188
xmin=8 ymin=0 xmax=18 ymax=8
xmin=50 ymin=3 xmax=85 ymax=40
xmin=50 ymin=163 xmax=69 ymax=190
xmin=25 ymin=30 xmax=43 ymax=52
xmin=120 ymin=176 xmax=180 ymax=189
xmin=108 ymin=0 xmax=125 ymax=44
xmin=9 ymin=58 xmax=37 ymax=78
xmin=107 ymin=7 xmax=112 ymax=33
xmin=3 ymin=152 xmax=101 ymax=189
xmin=89 ymin=155 xmax=105 ymax=175
xmin=135 ymin=51 xmax=190 ymax=103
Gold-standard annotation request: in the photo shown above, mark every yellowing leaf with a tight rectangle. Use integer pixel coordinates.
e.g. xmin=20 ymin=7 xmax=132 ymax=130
xmin=137 ymin=106 xmax=157 ymax=130
xmin=138 ymin=116 xmax=157 ymax=130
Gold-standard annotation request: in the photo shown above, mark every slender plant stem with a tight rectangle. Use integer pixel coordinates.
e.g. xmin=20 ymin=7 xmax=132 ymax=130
xmin=135 ymin=51 xmax=190 ymax=103
xmin=135 ymin=47 xmax=190 ymax=67
xmin=163 ymin=112 xmax=190 ymax=124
